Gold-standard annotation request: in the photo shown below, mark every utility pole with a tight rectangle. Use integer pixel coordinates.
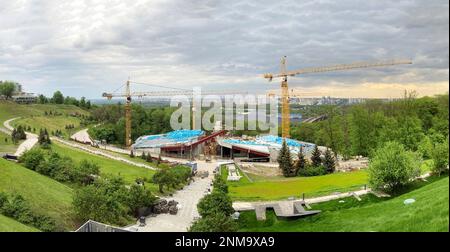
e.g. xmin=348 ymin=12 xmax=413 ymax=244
xmin=125 ymin=79 xmax=132 ymax=148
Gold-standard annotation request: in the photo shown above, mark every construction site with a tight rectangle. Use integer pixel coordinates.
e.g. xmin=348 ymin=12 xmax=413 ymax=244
xmin=102 ymin=57 xmax=412 ymax=168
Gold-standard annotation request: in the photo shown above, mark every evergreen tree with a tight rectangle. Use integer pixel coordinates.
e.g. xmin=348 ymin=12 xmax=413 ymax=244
xmin=156 ymin=154 xmax=162 ymax=165
xmin=295 ymin=147 xmax=307 ymax=175
xmin=323 ymin=148 xmax=336 ymax=174
xmin=277 ymin=139 xmax=293 ymax=177
xmin=146 ymin=152 xmax=153 ymax=163
xmin=311 ymin=145 xmax=322 ymax=167
xmin=130 ymin=150 xmax=135 ymax=158
xmin=141 ymin=152 xmax=146 ymax=160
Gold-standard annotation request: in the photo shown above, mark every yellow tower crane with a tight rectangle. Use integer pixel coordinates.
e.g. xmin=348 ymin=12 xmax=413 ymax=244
xmin=263 ymin=57 xmax=412 ymax=138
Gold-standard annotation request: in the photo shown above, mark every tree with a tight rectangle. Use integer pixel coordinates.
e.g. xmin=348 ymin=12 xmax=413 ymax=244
xmin=0 ymin=81 xmax=16 ymax=99
xmin=418 ymin=136 xmax=434 ymax=159
xmin=152 ymin=168 xmax=176 ymax=193
xmin=80 ymin=97 xmax=86 ymax=108
xmin=126 ymin=184 xmax=156 ymax=216
xmin=19 ymin=149 xmax=45 ymax=170
xmin=277 ymin=140 xmax=294 ymax=177
xmin=368 ymin=141 xmax=420 ymax=192
xmin=141 ymin=152 xmax=146 ymax=160
xmin=52 ymin=91 xmax=64 ymax=104
xmin=75 ymin=160 xmax=100 ymax=185
xmin=129 ymin=150 xmax=135 ymax=158
xmin=189 ymin=212 xmax=238 ymax=232
xmin=197 ymin=191 xmax=234 ymax=218
xmin=294 ymin=147 xmax=307 ymax=175
xmin=146 ymin=152 xmax=153 ymax=163
xmin=38 ymin=94 xmax=48 ymax=104
xmin=311 ymin=145 xmax=322 ymax=167
xmin=431 ymin=139 xmax=449 ymax=176
xmin=323 ymin=148 xmax=336 ymax=174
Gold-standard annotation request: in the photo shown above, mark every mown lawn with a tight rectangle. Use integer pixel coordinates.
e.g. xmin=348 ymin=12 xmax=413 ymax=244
xmin=238 ymin=176 xmax=449 ymax=232
xmin=51 ymin=142 xmax=157 ymax=189
xmin=222 ymin=166 xmax=368 ymax=201
xmin=0 ymin=214 xmax=40 ymax=232
xmin=0 ymin=158 xmax=76 ymax=230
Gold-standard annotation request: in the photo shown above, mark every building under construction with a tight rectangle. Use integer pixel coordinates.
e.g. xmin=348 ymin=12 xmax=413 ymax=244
xmin=132 ymin=129 xmax=316 ymax=162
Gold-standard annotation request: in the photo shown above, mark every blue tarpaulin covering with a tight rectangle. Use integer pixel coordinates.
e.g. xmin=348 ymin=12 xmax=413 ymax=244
xmin=133 ymin=130 xmax=205 ymax=149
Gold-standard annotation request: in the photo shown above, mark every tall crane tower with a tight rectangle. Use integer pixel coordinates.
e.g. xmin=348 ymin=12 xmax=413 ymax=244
xmin=263 ymin=57 xmax=412 ymax=138
xmin=103 ymin=82 xmax=244 ymax=147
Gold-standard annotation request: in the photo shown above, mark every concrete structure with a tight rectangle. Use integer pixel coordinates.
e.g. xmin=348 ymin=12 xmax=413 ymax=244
xmin=132 ymin=129 xmax=227 ymax=159
xmin=76 ymin=220 xmax=130 ymax=232
xmin=217 ymin=135 xmax=316 ymax=162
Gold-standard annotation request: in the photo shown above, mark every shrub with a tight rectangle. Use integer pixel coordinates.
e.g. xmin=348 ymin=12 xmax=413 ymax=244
xmin=213 ymin=174 xmax=228 ymax=194
xmin=19 ymin=149 xmax=45 ymax=170
xmin=197 ymin=191 xmax=234 ymax=218
xmin=298 ymin=165 xmax=327 ymax=177
xmin=368 ymin=141 xmax=420 ymax=192
xmin=0 ymin=194 xmax=57 ymax=232
xmin=189 ymin=212 xmax=238 ymax=232
xmin=73 ymin=176 xmax=155 ymax=225
xmin=431 ymin=139 xmax=449 ymax=175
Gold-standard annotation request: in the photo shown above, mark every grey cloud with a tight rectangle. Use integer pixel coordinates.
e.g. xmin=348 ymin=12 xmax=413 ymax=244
xmin=0 ymin=0 xmax=448 ymax=98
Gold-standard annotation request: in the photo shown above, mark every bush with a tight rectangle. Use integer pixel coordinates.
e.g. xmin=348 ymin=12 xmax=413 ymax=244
xmin=431 ymin=139 xmax=449 ymax=175
xmin=189 ymin=212 xmax=238 ymax=232
xmin=298 ymin=165 xmax=327 ymax=177
xmin=73 ymin=176 xmax=155 ymax=225
xmin=19 ymin=149 xmax=45 ymax=170
xmin=368 ymin=141 xmax=421 ymax=192
xmin=197 ymin=191 xmax=234 ymax=218
xmin=0 ymin=194 xmax=57 ymax=232
xmin=213 ymin=174 xmax=228 ymax=194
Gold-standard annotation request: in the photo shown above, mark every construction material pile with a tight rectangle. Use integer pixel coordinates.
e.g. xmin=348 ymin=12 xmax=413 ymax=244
xmin=153 ymin=199 xmax=179 ymax=215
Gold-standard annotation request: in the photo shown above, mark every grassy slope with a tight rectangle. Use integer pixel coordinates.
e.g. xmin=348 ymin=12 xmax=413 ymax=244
xmin=51 ymin=142 xmax=157 ymax=188
xmin=222 ymin=166 xmax=368 ymax=201
xmin=239 ymin=176 xmax=449 ymax=232
xmin=0 ymin=101 xmax=88 ymax=137
xmin=0 ymin=130 xmax=21 ymax=154
xmin=0 ymin=158 xmax=75 ymax=230
xmin=0 ymin=214 xmax=40 ymax=232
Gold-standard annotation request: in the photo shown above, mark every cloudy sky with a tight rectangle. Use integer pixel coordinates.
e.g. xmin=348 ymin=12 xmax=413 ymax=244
xmin=0 ymin=0 xmax=448 ymax=99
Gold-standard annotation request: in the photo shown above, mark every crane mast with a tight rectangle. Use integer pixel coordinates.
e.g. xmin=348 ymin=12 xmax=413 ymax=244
xmin=264 ymin=57 xmax=412 ymax=138
xmin=103 ymin=84 xmax=245 ymax=148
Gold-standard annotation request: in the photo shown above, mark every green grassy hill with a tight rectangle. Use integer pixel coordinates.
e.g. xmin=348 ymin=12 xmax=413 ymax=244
xmin=0 ymin=130 xmax=21 ymax=154
xmin=51 ymin=142 xmax=157 ymax=188
xmin=0 ymin=214 xmax=40 ymax=232
xmin=0 ymin=101 xmax=89 ymax=137
xmin=0 ymin=158 xmax=76 ymax=230
xmin=238 ymin=176 xmax=449 ymax=232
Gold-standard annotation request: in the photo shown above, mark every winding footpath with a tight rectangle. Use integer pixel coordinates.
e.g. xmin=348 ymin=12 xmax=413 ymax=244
xmin=3 ymin=117 xmax=39 ymax=157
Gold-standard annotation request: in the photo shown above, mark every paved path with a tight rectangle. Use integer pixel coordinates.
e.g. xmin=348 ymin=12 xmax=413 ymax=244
xmin=70 ymin=128 xmax=93 ymax=145
xmin=3 ymin=117 xmax=39 ymax=156
xmin=125 ymin=160 xmax=218 ymax=232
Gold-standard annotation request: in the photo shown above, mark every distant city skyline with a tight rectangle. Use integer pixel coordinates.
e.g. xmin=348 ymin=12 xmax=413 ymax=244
xmin=0 ymin=0 xmax=448 ymax=99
